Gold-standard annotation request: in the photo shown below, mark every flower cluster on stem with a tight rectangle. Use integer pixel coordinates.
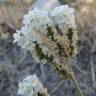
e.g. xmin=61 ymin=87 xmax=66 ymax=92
xmin=13 ymin=5 xmax=78 ymax=67
xmin=15 ymin=5 xmax=84 ymax=96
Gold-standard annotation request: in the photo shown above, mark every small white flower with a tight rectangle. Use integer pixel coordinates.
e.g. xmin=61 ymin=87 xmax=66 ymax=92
xmin=23 ymin=8 xmax=53 ymax=28
xmin=51 ymin=5 xmax=76 ymax=29
xmin=13 ymin=30 xmax=21 ymax=43
xmin=18 ymin=74 xmax=48 ymax=96
xmin=13 ymin=26 xmax=28 ymax=43
xmin=24 ymin=75 xmax=39 ymax=86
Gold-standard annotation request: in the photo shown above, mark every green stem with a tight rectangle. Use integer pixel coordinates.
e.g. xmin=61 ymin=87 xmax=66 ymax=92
xmin=67 ymin=59 xmax=84 ymax=96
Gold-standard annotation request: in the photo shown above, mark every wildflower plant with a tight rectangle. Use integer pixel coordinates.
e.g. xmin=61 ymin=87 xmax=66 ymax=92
xmin=14 ymin=5 xmax=84 ymax=96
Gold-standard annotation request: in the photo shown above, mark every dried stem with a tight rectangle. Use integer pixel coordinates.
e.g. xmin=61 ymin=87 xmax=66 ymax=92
xmin=67 ymin=58 xmax=84 ymax=96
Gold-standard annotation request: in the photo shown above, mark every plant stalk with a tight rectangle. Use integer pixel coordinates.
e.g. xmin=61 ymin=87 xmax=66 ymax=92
xmin=67 ymin=59 xmax=84 ymax=96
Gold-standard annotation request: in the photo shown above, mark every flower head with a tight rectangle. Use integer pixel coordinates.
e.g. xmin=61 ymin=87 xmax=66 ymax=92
xmin=23 ymin=8 xmax=53 ymax=28
xmin=51 ymin=5 xmax=76 ymax=29
xmin=18 ymin=74 xmax=49 ymax=96
xmin=13 ymin=6 xmax=78 ymax=79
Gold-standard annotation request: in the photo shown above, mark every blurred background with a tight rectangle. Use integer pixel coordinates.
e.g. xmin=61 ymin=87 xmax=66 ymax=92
xmin=0 ymin=0 xmax=96 ymax=96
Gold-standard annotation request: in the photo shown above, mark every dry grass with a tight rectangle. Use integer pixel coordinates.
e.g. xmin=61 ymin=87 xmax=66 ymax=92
xmin=0 ymin=0 xmax=34 ymax=28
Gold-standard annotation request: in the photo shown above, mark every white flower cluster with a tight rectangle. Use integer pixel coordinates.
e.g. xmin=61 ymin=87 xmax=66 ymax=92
xmin=13 ymin=5 xmax=78 ymax=78
xmin=18 ymin=74 xmax=49 ymax=96
xmin=51 ymin=5 xmax=76 ymax=29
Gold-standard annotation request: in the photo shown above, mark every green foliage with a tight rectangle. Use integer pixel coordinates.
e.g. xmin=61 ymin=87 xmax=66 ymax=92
xmin=59 ymin=0 xmax=70 ymax=4
xmin=66 ymin=28 xmax=74 ymax=56
xmin=47 ymin=27 xmax=55 ymax=41
xmin=66 ymin=28 xmax=73 ymax=43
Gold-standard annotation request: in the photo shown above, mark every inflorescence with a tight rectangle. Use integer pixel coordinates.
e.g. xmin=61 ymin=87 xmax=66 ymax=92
xmin=13 ymin=5 xmax=78 ymax=79
xmin=18 ymin=74 xmax=49 ymax=96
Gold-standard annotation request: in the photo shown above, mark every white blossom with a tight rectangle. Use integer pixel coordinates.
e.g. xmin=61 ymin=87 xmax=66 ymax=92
xmin=13 ymin=6 xmax=78 ymax=77
xmin=51 ymin=5 xmax=76 ymax=31
xmin=13 ymin=30 xmax=21 ymax=43
xmin=23 ymin=8 xmax=53 ymax=28
xmin=18 ymin=74 xmax=49 ymax=96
